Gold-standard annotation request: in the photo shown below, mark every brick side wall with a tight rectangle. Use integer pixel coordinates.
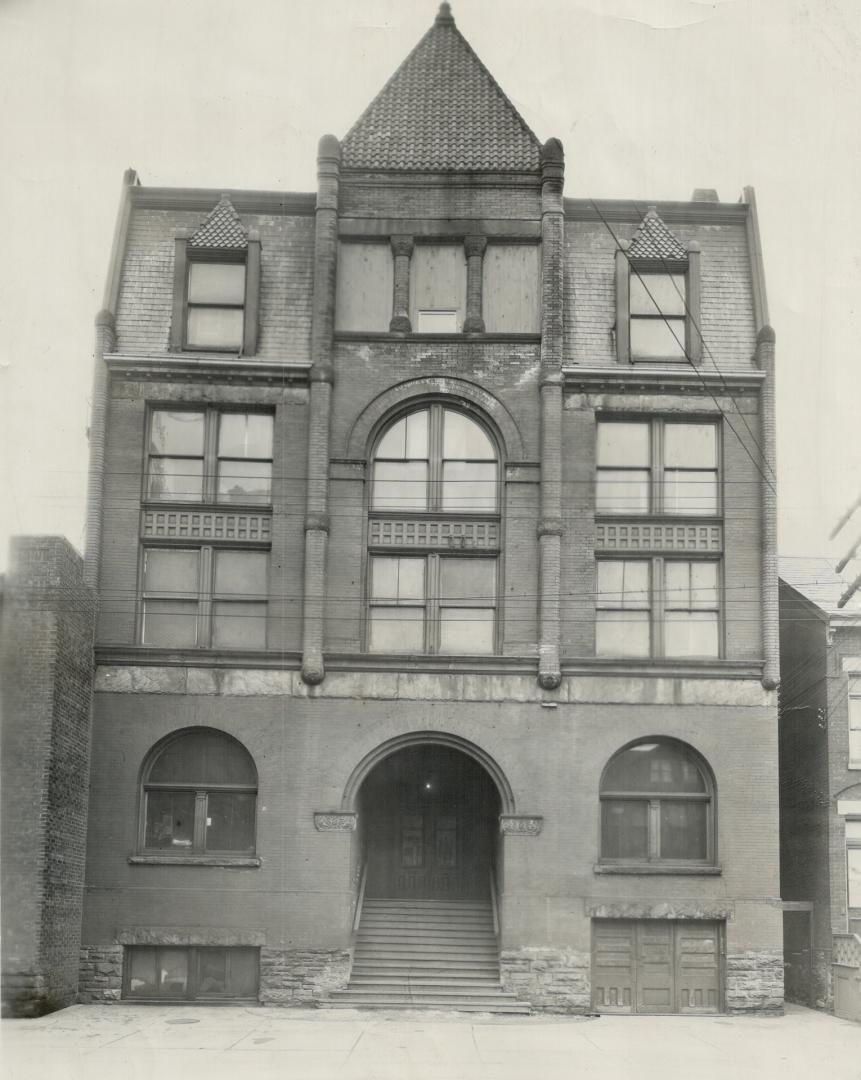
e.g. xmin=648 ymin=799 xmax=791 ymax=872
xmin=1 ymin=538 xmax=96 ymax=1016
xmin=338 ymin=177 xmax=542 ymax=221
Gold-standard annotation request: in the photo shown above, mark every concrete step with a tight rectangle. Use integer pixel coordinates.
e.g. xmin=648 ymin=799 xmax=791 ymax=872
xmin=326 ymin=994 xmax=530 ymax=1013
xmin=348 ymin=977 xmax=504 ymax=989
xmin=351 ymin=959 xmax=501 ymax=974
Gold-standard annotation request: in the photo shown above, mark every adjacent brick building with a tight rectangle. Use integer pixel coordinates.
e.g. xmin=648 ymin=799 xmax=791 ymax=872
xmin=4 ymin=4 xmax=783 ymax=1014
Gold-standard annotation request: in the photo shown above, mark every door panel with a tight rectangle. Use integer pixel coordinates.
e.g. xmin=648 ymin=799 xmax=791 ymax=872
xmin=675 ymin=923 xmax=720 ymax=1012
xmin=592 ymin=921 xmax=635 ymax=1012
xmin=637 ymin=922 xmax=674 ymax=1013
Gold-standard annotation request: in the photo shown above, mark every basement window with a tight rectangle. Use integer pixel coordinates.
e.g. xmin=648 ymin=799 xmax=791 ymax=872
xmin=124 ymin=946 xmax=259 ymax=1001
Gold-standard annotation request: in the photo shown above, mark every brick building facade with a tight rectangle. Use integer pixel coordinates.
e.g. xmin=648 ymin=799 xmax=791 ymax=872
xmin=3 ymin=4 xmax=783 ymax=1014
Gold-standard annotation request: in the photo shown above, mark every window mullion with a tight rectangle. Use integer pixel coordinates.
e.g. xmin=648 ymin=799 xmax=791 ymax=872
xmin=649 ymin=799 xmax=661 ymax=860
xmin=199 ymin=546 xmax=214 ymax=647
xmin=427 ymin=554 xmax=440 ymax=654
xmin=428 ymin=405 xmax=444 ymax=512
xmin=652 ymin=557 xmax=665 ymax=658
xmin=204 ymin=410 xmax=219 ymax=503
xmin=651 ymin=419 xmax=663 ymax=513
xmin=193 ymin=791 xmax=208 ymax=853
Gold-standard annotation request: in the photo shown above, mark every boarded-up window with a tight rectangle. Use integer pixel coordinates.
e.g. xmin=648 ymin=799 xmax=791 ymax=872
xmin=482 ymin=244 xmax=540 ymax=332
xmin=410 ymin=245 xmax=467 ymax=331
xmin=335 ymin=243 xmax=393 ymax=331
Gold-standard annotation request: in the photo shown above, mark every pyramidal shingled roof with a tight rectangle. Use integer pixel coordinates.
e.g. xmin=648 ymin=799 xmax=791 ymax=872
xmin=342 ymin=3 xmax=541 ymax=173
xmin=628 ymin=206 xmax=688 ymax=261
xmin=189 ymin=195 xmax=248 ymax=250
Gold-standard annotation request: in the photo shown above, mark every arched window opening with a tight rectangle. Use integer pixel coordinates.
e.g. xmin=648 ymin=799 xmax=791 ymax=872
xmin=141 ymin=729 xmax=257 ymax=856
xmin=600 ymin=740 xmax=714 ymax=865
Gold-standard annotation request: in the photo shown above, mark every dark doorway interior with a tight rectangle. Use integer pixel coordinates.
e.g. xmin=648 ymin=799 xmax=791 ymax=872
xmin=360 ymin=744 xmax=500 ymax=901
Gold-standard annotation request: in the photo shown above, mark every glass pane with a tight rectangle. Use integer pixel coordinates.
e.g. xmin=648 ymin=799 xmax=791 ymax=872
xmin=601 ymin=801 xmax=648 ymax=859
xmin=441 ymin=461 xmax=497 ymax=511
xmin=147 ymin=457 xmax=204 ymax=502
xmin=368 ymin=607 xmax=425 ymax=653
xmin=604 ymin=743 xmax=706 ymax=794
xmin=596 ymin=560 xmax=650 ymax=609
xmin=416 ymin=310 xmax=458 ymax=333
xmin=218 ymin=413 xmax=273 ymax=459
xmin=214 ymin=551 xmax=268 ymax=597
xmin=690 ymin=562 xmax=719 ymax=608
xmin=150 ymin=730 xmax=256 ymax=786
xmin=158 ymin=948 xmax=189 ymax=998
xmin=212 ymin=602 xmax=267 ymax=650
xmin=850 ymin=730 xmax=861 ymax=764
xmin=595 ymin=470 xmax=650 ymax=513
xmin=144 ymin=548 xmax=199 ymax=594
xmin=127 ymin=948 xmax=158 ymax=997
xmin=145 ymin=790 xmax=196 ymax=849
xmin=848 ymin=689 xmax=861 ymax=730
xmin=664 ymin=423 xmax=716 ymax=468
xmin=666 ymin=562 xmax=718 ymax=610
xmin=443 ymin=411 xmax=495 ymax=460
xmin=228 ymin=949 xmax=259 ymax=998
xmin=663 ymin=470 xmax=718 ymax=515
xmin=665 ymin=611 xmax=719 ymax=657
xmin=630 ymin=317 xmax=686 ymax=359
xmin=371 ymin=557 xmax=425 ymax=602
xmin=595 ymin=611 xmax=650 ymax=657
xmin=850 ymin=850 xmax=861 ymax=908
xmin=660 ymin=799 xmax=708 ymax=859
xmin=440 ymin=558 xmax=496 ymax=603
xmin=376 ymin=412 xmax=428 ymax=460
xmin=149 ymin=410 xmax=205 ymax=455
xmin=630 ymin=273 xmax=686 ymax=316
xmin=197 ymin=949 xmax=228 ymax=997
xmin=376 ymin=418 xmax=406 ymax=459
xmin=596 ymin=422 xmax=650 ymax=467
xmin=142 ymin=600 xmax=198 ymax=647
xmin=216 ymin=460 xmax=272 ymax=504
xmin=206 ymin=792 xmax=256 ymax=852
xmin=188 ymin=262 xmax=246 ymax=304
xmin=439 ymin=608 xmax=494 ymax=654
xmin=372 ymin=461 xmax=428 ymax=511
xmin=187 ymin=307 xmax=244 ymax=349
xmin=846 ymin=821 xmax=861 ymax=840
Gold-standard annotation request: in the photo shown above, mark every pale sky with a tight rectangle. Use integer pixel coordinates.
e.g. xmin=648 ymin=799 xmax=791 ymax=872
xmin=2 ymin=0 xmax=860 ymax=574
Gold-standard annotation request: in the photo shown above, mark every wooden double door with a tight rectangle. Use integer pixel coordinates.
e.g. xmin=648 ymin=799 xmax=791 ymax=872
xmin=592 ymin=920 xmax=722 ymax=1014
xmin=362 ymin=745 xmax=498 ymax=900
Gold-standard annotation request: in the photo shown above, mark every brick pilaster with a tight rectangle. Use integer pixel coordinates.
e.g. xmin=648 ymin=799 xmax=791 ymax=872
xmin=389 ymin=235 xmax=414 ymax=333
xmin=83 ymin=311 xmax=116 ymax=589
xmin=757 ymin=325 xmax=779 ymax=690
xmin=462 ymin=234 xmax=487 ymax=334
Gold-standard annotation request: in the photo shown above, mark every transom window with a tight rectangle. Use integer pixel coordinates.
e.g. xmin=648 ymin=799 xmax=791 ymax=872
xmin=141 ymin=546 xmax=267 ymax=649
xmin=600 ymin=740 xmax=714 ymax=865
xmin=186 ymin=259 xmax=246 ymax=350
xmin=147 ymin=408 xmax=273 ymax=505
xmin=850 ymin=677 xmax=861 ymax=767
xmin=141 ymin=728 xmax=257 ymax=856
xmin=630 ymin=271 xmax=687 ymax=360
xmin=125 ymin=946 xmax=259 ymax=1001
xmin=596 ymin=558 xmax=720 ymax=659
xmin=596 ymin=418 xmax=719 ymax=516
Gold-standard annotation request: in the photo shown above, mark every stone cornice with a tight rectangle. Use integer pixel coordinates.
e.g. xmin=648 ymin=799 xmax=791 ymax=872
xmin=105 ymin=353 xmax=311 ymax=386
xmin=565 ymin=198 xmax=749 ymax=226
xmin=130 ymin=186 xmax=316 ymax=216
xmin=562 ymin=365 xmax=765 ymax=395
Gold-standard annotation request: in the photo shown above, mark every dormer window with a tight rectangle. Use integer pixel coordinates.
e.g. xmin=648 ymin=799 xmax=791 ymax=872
xmin=186 ymin=258 xmax=246 ymax=350
xmin=629 ymin=271 xmax=686 ymax=360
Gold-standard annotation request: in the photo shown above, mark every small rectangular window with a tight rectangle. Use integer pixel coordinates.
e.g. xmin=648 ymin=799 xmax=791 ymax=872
xmin=850 ymin=678 xmax=861 ymax=766
xmin=630 ymin=272 xmax=686 ymax=360
xmin=416 ymin=310 xmax=458 ymax=333
xmin=595 ymin=560 xmax=651 ymax=658
xmin=186 ymin=262 xmax=246 ymax=349
xmin=125 ymin=946 xmax=259 ymax=1001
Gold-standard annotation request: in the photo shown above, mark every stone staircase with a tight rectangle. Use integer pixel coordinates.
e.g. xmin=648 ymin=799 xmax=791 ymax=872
xmin=325 ymin=898 xmax=530 ymax=1013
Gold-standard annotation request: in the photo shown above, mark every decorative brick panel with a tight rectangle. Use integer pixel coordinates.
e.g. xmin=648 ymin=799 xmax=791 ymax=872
xmin=595 ymin=522 xmax=722 ymax=552
xmin=368 ymin=517 xmax=499 ymax=550
xmin=141 ymin=509 xmax=271 ymax=542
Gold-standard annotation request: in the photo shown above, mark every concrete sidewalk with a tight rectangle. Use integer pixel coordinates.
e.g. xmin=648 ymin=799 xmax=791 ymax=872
xmin=2 ymin=1003 xmax=859 ymax=1080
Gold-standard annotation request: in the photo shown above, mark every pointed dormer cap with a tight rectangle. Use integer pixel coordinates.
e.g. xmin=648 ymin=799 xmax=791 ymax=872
xmin=627 ymin=206 xmax=687 ymax=262
xmin=341 ymin=5 xmax=541 ymax=172
xmin=189 ymin=194 xmax=248 ymax=250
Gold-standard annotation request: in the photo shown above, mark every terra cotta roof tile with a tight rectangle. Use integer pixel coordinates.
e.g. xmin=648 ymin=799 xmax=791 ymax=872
xmin=628 ymin=206 xmax=688 ymax=261
xmin=189 ymin=195 xmax=248 ymax=250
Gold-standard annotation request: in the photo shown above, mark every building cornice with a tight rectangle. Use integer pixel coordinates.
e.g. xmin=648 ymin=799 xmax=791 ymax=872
xmin=340 ymin=170 xmax=541 ymax=189
xmin=562 ymin=365 xmax=765 ymax=395
xmin=565 ymin=198 xmax=750 ymax=226
xmin=130 ymin=186 xmax=316 ymax=216
xmin=104 ymin=353 xmax=311 ymax=386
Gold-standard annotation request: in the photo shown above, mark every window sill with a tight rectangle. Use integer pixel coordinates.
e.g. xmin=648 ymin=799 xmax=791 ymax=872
xmin=594 ymin=863 xmax=721 ymax=876
xmin=129 ymin=855 xmax=261 ymax=868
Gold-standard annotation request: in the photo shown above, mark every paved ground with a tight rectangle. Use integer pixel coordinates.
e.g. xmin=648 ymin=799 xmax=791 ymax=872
xmin=2 ymin=1003 xmax=860 ymax=1080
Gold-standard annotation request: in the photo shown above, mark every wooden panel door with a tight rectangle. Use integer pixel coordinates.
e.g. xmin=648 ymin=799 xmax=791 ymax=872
xmin=592 ymin=920 xmax=635 ymax=1012
xmin=636 ymin=921 xmax=674 ymax=1013
xmin=674 ymin=922 xmax=721 ymax=1012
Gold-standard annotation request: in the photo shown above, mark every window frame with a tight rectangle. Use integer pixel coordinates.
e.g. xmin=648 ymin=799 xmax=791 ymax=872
xmin=123 ymin=945 xmax=260 ymax=1002
xmin=849 ymin=676 xmax=861 ymax=769
xmin=138 ymin=729 xmax=258 ymax=860
xmin=847 ymin=817 xmax=861 ymax=911
xmin=595 ymin=416 xmax=721 ymax=518
xmin=598 ymin=738 xmax=717 ymax=870
xmin=170 ymin=238 xmax=261 ymax=356
xmin=615 ymin=250 xmax=702 ymax=365
xmin=595 ymin=555 xmax=723 ymax=660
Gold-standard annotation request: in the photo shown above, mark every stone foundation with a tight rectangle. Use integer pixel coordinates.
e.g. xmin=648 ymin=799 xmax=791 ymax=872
xmin=78 ymin=946 xmax=124 ymax=1003
xmin=259 ymin=948 xmax=352 ymax=1005
xmin=725 ymin=950 xmax=784 ymax=1014
xmin=500 ymin=947 xmax=591 ymax=1012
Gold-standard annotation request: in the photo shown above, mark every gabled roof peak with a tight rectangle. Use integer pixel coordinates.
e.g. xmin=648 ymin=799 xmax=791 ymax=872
xmin=189 ymin=194 xmax=248 ymax=250
xmin=342 ymin=5 xmax=541 ymax=173
xmin=628 ymin=206 xmax=688 ymax=262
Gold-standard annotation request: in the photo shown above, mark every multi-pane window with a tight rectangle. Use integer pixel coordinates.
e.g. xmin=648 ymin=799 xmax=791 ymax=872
xmin=850 ymin=677 xmax=861 ymax=767
xmin=595 ymin=419 xmax=719 ymax=516
xmin=186 ymin=260 xmax=246 ymax=350
xmin=847 ymin=819 xmax=861 ymax=909
xmin=147 ymin=409 xmax=273 ymax=505
xmin=141 ymin=728 xmax=257 ymax=856
xmin=125 ymin=946 xmax=259 ymax=1001
xmin=368 ymin=554 xmax=496 ymax=655
xmin=630 ymin=271 xmax=687 ymax=360
xmin=600 ymin=741 xmax=714 ymax=865
xmin=141 ymin=547 xmax=268 ymax=649
xmin=596 ymin=558 xmax=720 ymax=658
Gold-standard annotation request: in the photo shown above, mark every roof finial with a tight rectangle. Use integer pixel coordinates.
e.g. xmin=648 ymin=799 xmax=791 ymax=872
xmin=436 ymin=2 xmax=455 ymax=25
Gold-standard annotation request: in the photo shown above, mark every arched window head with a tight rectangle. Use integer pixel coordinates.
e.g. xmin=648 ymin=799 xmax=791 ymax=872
xmin=371 ymin=405 xmax=498 ymax=513
xmin=600 ymin=740 xmax=715 ymax=866
xmin=141 ymin=729 xmax=257 ymax=856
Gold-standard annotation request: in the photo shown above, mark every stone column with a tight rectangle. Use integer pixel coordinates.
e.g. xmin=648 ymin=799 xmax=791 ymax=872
xmin=537 ymin=139 xmax=565 ymax=690
xmin=463 ymin=234 xmax=487 ymax=334
xmin=756 ymin=325 xmax=779 ymax=691
xmin=301 ymin=134 xmax=341 ymax=685
xmin=389 ymin=235 xmax=414 ymax=333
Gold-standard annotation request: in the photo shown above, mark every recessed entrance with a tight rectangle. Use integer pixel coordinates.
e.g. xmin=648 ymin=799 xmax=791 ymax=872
xmin=359 ymin=744 xmax=500 ymax=901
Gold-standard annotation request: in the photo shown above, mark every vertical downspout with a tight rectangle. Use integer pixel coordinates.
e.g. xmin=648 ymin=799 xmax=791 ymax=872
xmin=83 ymin=168 xmax=137 ymax=588
xmin=537 ymin=139 xmax=565 ymax=690
xmin=757 ymin=325 xmax=779 ymax=690
xmin=301 ymin=135 xmax=341 ymax=685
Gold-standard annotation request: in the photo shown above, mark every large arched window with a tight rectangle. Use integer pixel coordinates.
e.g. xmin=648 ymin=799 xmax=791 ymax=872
xmin=367 ymin=404 xmax=500 ymax=655
xmin=140 ymin=729 xmax=257 ymax=856
xmin=599 ymin=739 xmax=715 ymax=866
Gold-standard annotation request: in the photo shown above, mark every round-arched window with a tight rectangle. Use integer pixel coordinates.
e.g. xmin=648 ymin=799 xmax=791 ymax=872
xmin=600 ymin=740 xmax=714 ymax=864
xmin=141 ymin=728 xmax=257 ymax=855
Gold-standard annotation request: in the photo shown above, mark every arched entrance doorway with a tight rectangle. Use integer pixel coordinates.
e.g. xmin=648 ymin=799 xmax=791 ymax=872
xmin=358 ymin=743 xmax=502 ymax=901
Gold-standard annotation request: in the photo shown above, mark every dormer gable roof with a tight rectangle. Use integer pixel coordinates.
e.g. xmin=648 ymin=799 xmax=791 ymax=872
xmin=189 ymin=195 xmax=248 ymax=250
xmin=341 ymin=3 xmax=541 ymax=173
xmin=628 ymin=206 xmax=688 ymax=262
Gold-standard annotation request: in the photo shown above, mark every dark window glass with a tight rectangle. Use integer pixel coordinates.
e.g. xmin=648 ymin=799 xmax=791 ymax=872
xmin=601 ymin=800 xmax=648 ymax=859
xmin=125 ymin=946 xmax=259 ymax=1001
xmin=148 ymin=729 xmax=256 ymax=786
xmin=660 ymin=800 xmax=708 ymax=860
xmin=206 ymin=792 xmax=256 ymax=852
xmin=603 ymin=743 xmax=706 ymax=794
xmin=144 ymin=790 xmax=196 ymax=849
